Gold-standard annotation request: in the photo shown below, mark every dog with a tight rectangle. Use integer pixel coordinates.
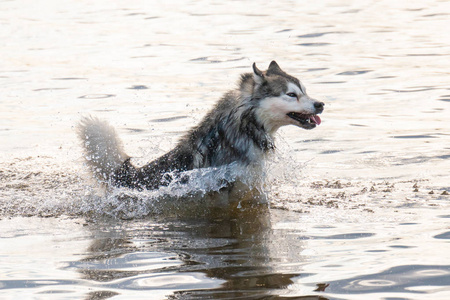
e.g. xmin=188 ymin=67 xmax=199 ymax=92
xmin=77 ymin=61 xmax=324 ymax=192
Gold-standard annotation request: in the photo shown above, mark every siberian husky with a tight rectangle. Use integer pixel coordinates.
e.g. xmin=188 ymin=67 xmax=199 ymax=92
xmin=77 ymin=61 xmax=324 ymax=192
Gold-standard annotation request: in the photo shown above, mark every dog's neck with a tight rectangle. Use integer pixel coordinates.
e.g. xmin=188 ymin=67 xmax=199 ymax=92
xmin=237 ymin=104 xmax=275 ymax=153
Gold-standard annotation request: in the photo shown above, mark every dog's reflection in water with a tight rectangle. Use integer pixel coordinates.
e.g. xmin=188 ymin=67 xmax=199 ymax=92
xmin=80 ymin=197 xmax=310 ymax=299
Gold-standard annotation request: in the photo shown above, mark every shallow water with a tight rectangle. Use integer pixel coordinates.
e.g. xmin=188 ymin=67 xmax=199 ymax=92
xmin=1 ymin=0 xmax=450 ymax=299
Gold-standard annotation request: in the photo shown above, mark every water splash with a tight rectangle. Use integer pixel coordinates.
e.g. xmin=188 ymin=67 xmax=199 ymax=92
xmin=0 ymin=156 xmax=268 ymax=219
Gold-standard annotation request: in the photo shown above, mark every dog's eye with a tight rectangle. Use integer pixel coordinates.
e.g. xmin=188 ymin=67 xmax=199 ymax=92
xmin=286 ymin=93 xmax=297 ymax=98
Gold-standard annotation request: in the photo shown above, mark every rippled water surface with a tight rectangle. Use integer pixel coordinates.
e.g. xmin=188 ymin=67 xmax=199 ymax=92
xmin=1 ymin=0 xmax=449 ymax=299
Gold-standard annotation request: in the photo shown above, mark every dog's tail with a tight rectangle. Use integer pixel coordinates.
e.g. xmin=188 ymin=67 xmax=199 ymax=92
xmin=77 ymin=116 xmax=129 ymax=183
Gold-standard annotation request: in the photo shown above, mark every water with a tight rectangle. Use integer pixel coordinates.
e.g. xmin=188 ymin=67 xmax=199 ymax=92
xmin=1 ymin=0 xmax=449 ymax=299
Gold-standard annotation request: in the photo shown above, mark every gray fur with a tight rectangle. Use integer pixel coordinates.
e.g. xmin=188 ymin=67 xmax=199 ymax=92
xmin=77 ymin=61 xmax=324 ymax=190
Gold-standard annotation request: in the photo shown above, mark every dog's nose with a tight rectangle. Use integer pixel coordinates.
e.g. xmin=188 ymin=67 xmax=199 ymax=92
xmin=314 ymin=101 xmax=325 ymax=112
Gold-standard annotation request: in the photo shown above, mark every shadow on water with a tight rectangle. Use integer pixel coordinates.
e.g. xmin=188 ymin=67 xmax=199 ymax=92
xmin=75 ymin=199 xmax=328 ymax=300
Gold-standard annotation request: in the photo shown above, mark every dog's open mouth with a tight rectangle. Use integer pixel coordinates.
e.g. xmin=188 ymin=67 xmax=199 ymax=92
xmin=287 ymin=112 xmax=321 ymax=129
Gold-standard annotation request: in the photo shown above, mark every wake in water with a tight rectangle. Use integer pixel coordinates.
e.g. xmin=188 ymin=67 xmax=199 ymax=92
xmin=0 ymin=151 xmax=447 ymax=220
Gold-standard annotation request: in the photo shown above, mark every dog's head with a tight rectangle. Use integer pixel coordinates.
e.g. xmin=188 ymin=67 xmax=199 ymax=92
xmin=241 ymin=61 xmax=324 ymax=134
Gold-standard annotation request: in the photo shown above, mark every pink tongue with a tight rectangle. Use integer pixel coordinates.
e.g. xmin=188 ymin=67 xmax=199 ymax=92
xmin=310 ymin=115 xmax=321 ymax=125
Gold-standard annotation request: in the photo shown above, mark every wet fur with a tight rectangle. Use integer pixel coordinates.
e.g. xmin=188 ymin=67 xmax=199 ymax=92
xmin=77 ymin=61 xmax=324 ymax=190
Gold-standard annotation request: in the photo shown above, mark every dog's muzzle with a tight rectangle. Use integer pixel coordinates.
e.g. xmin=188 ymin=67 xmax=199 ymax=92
xmin=287 ymin=101 xmax=324 ymax=130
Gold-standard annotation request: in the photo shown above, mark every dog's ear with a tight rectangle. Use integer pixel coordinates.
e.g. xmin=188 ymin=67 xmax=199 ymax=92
xmin=252 ymin=63 xmax=265 ymax=84
xmin=268 ymin=60 xmax=282 ymax=73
